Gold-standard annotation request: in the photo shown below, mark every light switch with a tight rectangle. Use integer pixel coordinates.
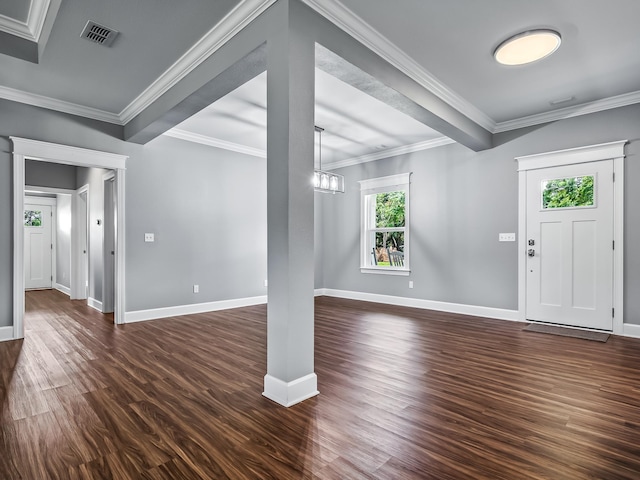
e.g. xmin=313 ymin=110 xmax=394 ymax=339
xmin=144 ymin=233 xmax=155 ymax=242
xmin=499 ymin=233 xmax=516 ymax=242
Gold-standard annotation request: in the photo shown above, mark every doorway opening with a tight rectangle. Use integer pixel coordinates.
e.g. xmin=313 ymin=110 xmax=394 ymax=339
xmin=11 ymin=137 xmax=128 ymax=340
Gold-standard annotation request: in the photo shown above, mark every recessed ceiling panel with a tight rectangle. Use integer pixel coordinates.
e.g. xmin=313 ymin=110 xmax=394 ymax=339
xmin=172 ymin=68 xmax=445 ymax=164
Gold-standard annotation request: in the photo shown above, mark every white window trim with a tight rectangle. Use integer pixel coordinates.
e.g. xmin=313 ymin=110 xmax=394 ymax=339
xmin=359 ymin=172 xmax=412 ymax=276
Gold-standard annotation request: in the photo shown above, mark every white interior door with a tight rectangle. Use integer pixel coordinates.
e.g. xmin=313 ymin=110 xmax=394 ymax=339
xmin=526 ymin=160 xmax=614 ymax=330
xmin=24 ymin=203 xmax=53 ymax=290
xmin=102 ymin=176 xmax=115 ymax=313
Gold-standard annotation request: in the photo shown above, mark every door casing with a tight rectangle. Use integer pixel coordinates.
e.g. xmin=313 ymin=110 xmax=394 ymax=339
xmin=516 ymin=141 xmax=626 ymax=334
xmin=11 ymin=137 xmax=128 ymax=340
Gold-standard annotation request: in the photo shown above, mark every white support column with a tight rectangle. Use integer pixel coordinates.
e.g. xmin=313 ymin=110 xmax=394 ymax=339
xmin=263 ymin=0 xmax=318 ymax=407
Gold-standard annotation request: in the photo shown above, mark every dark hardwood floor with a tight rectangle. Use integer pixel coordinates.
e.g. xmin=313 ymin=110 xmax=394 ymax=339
xmin=2 ymin=290 xmax=640 ymax=479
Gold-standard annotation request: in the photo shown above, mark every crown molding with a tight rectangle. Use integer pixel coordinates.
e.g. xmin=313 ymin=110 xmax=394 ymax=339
xmin=0 ymin=14 xmax=33 ymax=40
xmin=0 ymin=0 xmax=50 ymax=41
xmin=119 ymin=0 xmax=277 ymax=124
xmin=164 ymin=129 xmax=266 ymax=158
xmin=0 ymin=85 xmax=122 ymax=124
xmin=324 ymin=137 xmax=455 ymax=170
xmin=1 ymin=0 xmax=639 ymax=140
xmin=494 ymin=90 xmax=640 ymax=133
xmin=301 ymin=0 xmax=496 ymax=132
xmin=28 ymin=0 xmax=50 ymax=41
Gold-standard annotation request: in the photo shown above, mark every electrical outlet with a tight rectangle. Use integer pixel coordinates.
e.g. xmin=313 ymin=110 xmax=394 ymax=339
xmin=144 ymin=233 xmax=155 ymax=243
xmin=499 ymin=233 xmax=516 ymax=242
xmin=409 ymin=281 xmax=414 ymax=289
xmin=193 ymin=284 xmax=199 ymax=293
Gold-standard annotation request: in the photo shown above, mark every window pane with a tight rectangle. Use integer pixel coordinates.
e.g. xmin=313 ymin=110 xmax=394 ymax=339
xmin=542 ymin=175 xmax=594 ymax=209
xmin=375 ymin=191 xmax=405 ymax=228
xmin=371 ymin=231 xmax=404 ymax=267
xmin=24 ymin=210 xmax=42 ymax=227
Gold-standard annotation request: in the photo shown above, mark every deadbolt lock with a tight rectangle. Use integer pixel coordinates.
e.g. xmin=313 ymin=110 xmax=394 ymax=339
xmin=528 ymin=239 xmax=535 ymax=246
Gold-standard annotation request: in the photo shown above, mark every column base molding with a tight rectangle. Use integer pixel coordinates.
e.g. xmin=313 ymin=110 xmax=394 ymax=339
xmin=262 ymin=373 xmax=319 ymax=407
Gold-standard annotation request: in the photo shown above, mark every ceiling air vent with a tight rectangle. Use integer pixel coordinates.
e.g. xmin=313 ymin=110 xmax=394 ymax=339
xmin=80 ymin=21 xmax=119 ymax=47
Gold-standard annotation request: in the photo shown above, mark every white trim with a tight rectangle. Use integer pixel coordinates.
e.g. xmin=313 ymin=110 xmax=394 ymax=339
xmin=516 ymin=141 xmax=627 ymax=334
xmin=124 ymin=295 xmax=268 ymax=323
xmin=13 ymin=152 xmax=25 ymax=340
xmin=325 ymin=137 xmax=455 ymax=171
xmin=164 ymin=129 xmax=266 ymax=158
xmin=0 ymin=85 xmax=122 ymax=124
xmin=359 ymin=172 xmax=411 ymax=192
xmin=164 ymin=131 xmax=454 ymax=168
xmin=88 ymin=297 xmax=103 ymax=312
xmin=301 ymin=0 xmax=494 ymax=132
xmin=262 ymin=373 xmax=319 ymax=407
xmin=360 ymin=267 xmax=410 ymax=276
xmin=119 ymin=0 xmax=277 ymax=123
xmin=24 ymin=196 xmax=56 ymax=206
xmin=11 ymin=138 xmax=128 ymax=338
xmin=0 ymin=0 xmax=50 ymax=41
xmin=516 ymin=141 xmax=628 ymax=172
xmin=623 ymin=324 xmax=640 ymax=339
xmin=613 ymin=154 xmax=625 ymax=335
xmin=0 ymin=14 xmax=34 ymax=41
xmin=0 ymin=326 xmax=14 ymax=342
xmin=71 ymin=184 xmax=89 ymax=301
xmin=27 ymin=0 xmax=51 ymax=42
xmin=320 ymin=289 xmax=521 ymax=322
xmin=11 ymin=137 xmax=127 ymax=169
xmin=25 ymin=185 xmax=75 ymax=195
xmin=495 ymin=90 xmax=640 ymax=133
xmin=55 ymin=283 xmax=71 ymax=296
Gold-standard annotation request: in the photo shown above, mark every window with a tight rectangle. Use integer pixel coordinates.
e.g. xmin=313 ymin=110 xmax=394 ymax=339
xmin=541 ymin=175 xmax=595 ymax=209
xmin=359 ymin=173 xmax=411 ymax=275
xmin=24 ymin=210 xmax=42 ymax=227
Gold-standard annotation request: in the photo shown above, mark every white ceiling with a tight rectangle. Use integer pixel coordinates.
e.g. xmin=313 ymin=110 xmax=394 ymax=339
xmin=170 ymin=69 xmax=447 ymax=166
xmin=1 ymin=0 xmax=639 ymax=158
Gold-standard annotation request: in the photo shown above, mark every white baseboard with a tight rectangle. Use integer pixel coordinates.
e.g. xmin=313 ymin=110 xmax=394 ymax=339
xmin=319 ymin=288 xmax=520 ymax=322
xmin=263 ymin=373 xmax=319 ymax=407
xmin=55 ymin=283 xmax=71 ymax=296
xmin=88 ymin=297 xmax=103 ymax=312
xmin=623 ymin=323 xmax=640 ymax=339
xmin=0 ymin=326 xmax=14 ymax=342
xmin=124 ymin=295 xmax=268 ymax=324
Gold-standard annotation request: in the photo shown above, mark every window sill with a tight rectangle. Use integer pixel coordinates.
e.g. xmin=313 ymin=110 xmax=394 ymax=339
xmin=360 ymin=267 xmax=411 ymax=276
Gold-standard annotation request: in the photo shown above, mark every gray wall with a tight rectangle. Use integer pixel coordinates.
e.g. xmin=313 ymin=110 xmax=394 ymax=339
xmin=25 ymin=159 xmax=77 ymax=190
xmin=321 ymin=103 xmax=640 ymax=323
xmin=126 ymin=135 xmax=268 ymax=311
xmin=1 ymin=98 xmax=639 ymax=328
xmin=55 ymin=194 xmax=72 ymax=289
xmin=0 ymin=99 xmax=284 ymax=327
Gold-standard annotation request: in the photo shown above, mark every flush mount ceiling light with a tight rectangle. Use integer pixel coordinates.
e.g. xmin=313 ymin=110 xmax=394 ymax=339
xmin=494 ymin=29 xmax=561 ymax=66
xmin=313 ymin=126 xmax=344 ymax=194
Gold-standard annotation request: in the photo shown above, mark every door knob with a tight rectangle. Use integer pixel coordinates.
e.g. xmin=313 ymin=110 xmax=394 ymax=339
xmin=528 ymin=249 xmax=535 ymax=257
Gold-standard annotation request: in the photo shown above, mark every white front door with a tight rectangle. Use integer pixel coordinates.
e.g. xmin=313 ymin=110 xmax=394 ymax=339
xmin=24 ymin=203 xmax=53 ymax=290
xmin=526 ymin=160 xmax=614 ymax=330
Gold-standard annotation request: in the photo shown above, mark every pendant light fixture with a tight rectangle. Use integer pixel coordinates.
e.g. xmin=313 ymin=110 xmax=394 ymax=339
xmin=313 ymin=126 xmax=344 ymax=194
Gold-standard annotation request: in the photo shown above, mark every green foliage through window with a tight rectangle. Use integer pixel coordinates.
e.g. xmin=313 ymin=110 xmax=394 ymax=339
xmin=24 ymin=210 xmax=42 ymax=227
xmin=542 ymin=176 xmax=594 ymax=209
xmin=375 ymin=191 xmax=405 ymax=228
